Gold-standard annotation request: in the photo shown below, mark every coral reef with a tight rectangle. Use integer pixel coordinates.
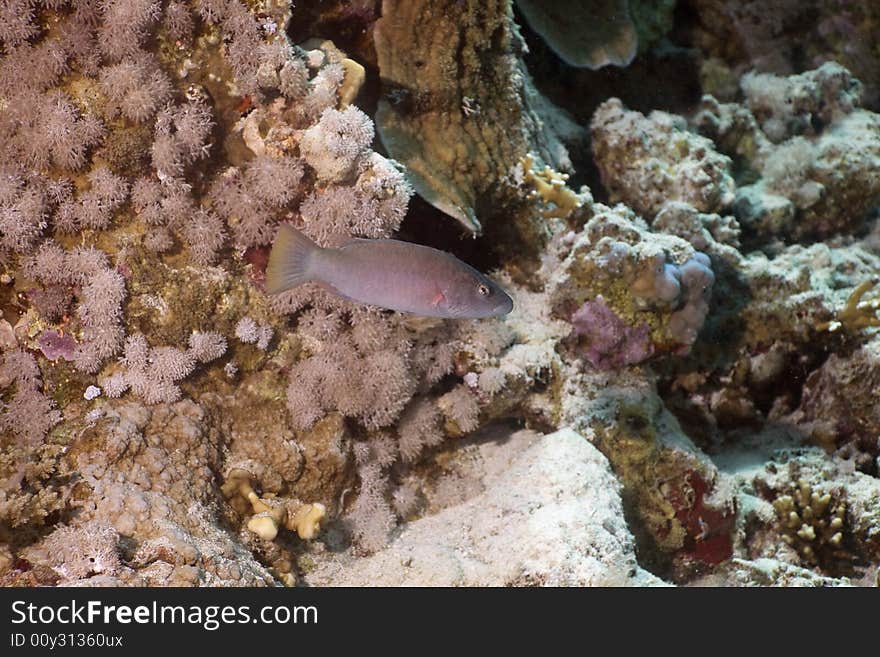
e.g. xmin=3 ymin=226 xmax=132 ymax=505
xmin=373 ymin=0 xmax=580 ymax=241
xmin=688 ymin=0 xmax=880 ymax=109
xmin=591 ymin=98 xmax=736 ymax=219
xmin=694 ymin=63 xmax=880 ymax=240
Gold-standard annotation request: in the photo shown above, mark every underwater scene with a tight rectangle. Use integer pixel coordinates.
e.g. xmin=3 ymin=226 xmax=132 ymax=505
xmin=0 ymin=0 xmax=878 ymax=588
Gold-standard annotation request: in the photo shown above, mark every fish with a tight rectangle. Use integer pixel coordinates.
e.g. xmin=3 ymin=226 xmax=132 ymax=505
xmin=265 ymin=225 xmax=514 ymax=319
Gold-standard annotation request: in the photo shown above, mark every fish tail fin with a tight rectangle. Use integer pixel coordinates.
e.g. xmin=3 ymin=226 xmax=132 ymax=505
xmin=265 ymin=224 xmax=320 ymax=294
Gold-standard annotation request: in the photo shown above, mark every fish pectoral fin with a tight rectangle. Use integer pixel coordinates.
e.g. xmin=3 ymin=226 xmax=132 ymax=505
xmin=431 ymin=289 xmax=446 ymax=307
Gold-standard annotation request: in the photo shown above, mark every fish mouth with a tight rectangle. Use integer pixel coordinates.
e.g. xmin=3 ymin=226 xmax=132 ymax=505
xmin=493 ymin=295 xmax=514 ymax=316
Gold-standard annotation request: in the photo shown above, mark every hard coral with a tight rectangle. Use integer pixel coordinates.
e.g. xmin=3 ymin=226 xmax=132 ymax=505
xmin=591 ymin=98 xmax=736 ymax=220
xmin=547 ymin=205 xmax=716 ymax=363
xmin=694 ymin=64 xmax=880 ymax=240
xmin=374 ymin=0 xmax=578 ymax=235
xmin=772 ymin=480 xmax=847 ymax=571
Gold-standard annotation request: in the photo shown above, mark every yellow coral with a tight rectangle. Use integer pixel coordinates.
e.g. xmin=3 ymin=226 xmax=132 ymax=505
xmin=339 ymin=58 xmax=366 ymax=107
xmin=223 ymin=468 xmax=326 ymax=543
xmin=519 ymin=153 xmax=584 ymax=219
xmin=288 ymin=503 xmax=327 ymax=540
xmin=817 ymin=279 xmax=880 ymax=333
xmin=773 ymin=479 xmax=848 ymax=569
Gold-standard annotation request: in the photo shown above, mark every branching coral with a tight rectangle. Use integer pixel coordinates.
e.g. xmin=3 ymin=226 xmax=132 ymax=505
xmin=773 ymin=480 xmax=848 ymax=570
xmin=816 ymin=280 xmax=880 ymax=334
xmin=515 ymin=153 xmax=586 ymax=220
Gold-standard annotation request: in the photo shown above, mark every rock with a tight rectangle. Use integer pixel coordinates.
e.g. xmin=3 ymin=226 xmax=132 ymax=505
xmin=305 ymin=427 xmax=664 ymax=586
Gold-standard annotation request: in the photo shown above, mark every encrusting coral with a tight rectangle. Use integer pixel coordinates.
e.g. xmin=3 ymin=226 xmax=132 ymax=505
xmin=590 ymin=97 xmax=736 ymax=220
xmin=373 ymin=0 xmax=581 ymax=240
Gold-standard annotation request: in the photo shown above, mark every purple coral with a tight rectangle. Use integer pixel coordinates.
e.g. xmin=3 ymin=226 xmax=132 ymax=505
xmin=181 ymin=208 xmax=226 ymax=266
xmin=163 ymin=1 xmax=194 ymax=44
xmin=299 ymin=106 xmax=375 ymax=184
xmin=397 ymin=398 xmax=443 ymax=462
xmin=188 ymin=331 xmax=227 ymax=363
xmin=55 ymin=167 xmax=129 ymax=232
xmin=98 ymin=0 xmax=162 ymax=62
xmin=37 ymin=329 xmax=78 ymax=361
xmin=28 ymin=284 xmax=73 ymax=322
xmin=152 ymin=99 xmax=213 ymax=180
xmin=234 ymin=316 xmax=272 ymax=350
xmin=668 ymin=253 xmax=715 ymax=347
xmin=23 ymin=91 xmax=105 ymax=172
xmin=0 ymin=173 xmax=47 ymax=254
xmin=22 ymin=242 xmax=126 ymax=373
xmin=208 ymin=155 xmax=303 ymax=249
xmin=571 ymin=296 xmax=654 ymax=370
xmin=0 ymin=0 xmax=39 ymax=47
xmin=195 ymin=0 xmax=264 ymax=98
xmin=99 ymin=54 xmax=173 ymax=123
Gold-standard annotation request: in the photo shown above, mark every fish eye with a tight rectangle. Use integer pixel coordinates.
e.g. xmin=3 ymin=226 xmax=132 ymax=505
xmin=477 ymin=283 xmax=490 ymax=296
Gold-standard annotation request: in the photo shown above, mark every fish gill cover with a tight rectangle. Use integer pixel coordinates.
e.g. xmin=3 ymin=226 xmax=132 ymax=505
xmin=0 ymin=0 xmax=878 ymax=587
